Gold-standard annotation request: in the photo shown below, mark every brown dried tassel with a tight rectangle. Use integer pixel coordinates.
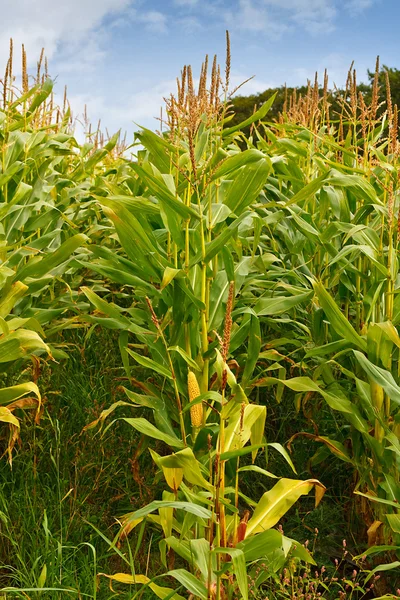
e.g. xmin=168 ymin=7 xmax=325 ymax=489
xmin=225 ymin=30 xmax=231 ymax=92
xmin=180 ymin=65 xmax=187 ymax=107
xmin=386 ymin=69 xmax=393 ymax=122
xmin=63 ymin=85 xmax=67 ymax=115
xmin=3 ymin=58 xmax=9 ymax=109
xmin=37 ymin=48 xmax=44 ymax=84
xmin=22 ymin=44 xmax=28 ymax=94
xmin=393 ymin=104 xmax=398 ymax=157
xmin=323 ymin=69 xmax=329 ymax=123
xmin=8 ymin=38 xmax=13 ymax=90
xmin=145 ymin=296 xmax=159 ymax=328
xmin=283 ymin=82 xmax=288 ymax=114
xmin=222 ymin=281 xmax=235 ymax=363
xmin=215 ymin=65 xmax=221 ymax=110
xmin=371 ymin=55 xmax=380 ymax=121
xmin=350 ymin=69 xmax=357 ymax=117
xmin=210 ymin=54 xmax=217 ymax=108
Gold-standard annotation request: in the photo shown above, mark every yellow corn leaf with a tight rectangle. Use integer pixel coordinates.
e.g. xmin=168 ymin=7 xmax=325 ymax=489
xmin=246 ymin=478 xmax=326 ymax=537
xmin=0 ymin=407 xmax=19 ymax=427
xmin=98 ymin=572 xmax=185 ymax=599
xmin=163 ymin=467 xmax=184 ymax=492
xmin=367 ymin=520 xmax=383 ymax=547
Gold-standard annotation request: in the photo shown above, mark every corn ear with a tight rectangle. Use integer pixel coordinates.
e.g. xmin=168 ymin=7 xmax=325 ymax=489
xmin=188 ymin=371 xmax=203 ymax=429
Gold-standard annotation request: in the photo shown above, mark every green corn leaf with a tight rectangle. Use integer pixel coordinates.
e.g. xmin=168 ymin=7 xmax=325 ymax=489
xmin=254 ymin=291 xmax=313 ymax=316
xmin=364 ymin=561 xmax=400 ymax=584
xmin=238 ymin=465 xmax=279 ymax=479
xmin=27 ymin=78 xmax=53 ymax=114
xmin=100 ymin=197 xmax=161 ymax=253
xmin=214 ymin=547 xmax=248 ymax=600
xmin=0 ymin=281 xmax=28 ymax=318
xmin=126 ymin=348 xmax=173 ymax=380
xmin=223 ymin=93 xmax=277 ymax=136
xmin=236 ymin=529 xmax=283 ymax=561
xmin=386 ymin=514 xmax=400 ymax=533
xmin=123 ymin=418 xmax=184 ymax=448
xmin=224 ymin=404 xmax=266 ymax=452
xmin=354 ymin=491 xmax=400 ymax=509
xmin=17 ymin=234 xmax=88 ymax=281
xmin=131 ymin=163 xmax=199 ymax=220
xmin=267 ymin=443 xmax=297 ymax=474
xmin=182 ymin=391 xmax=223 ymax=413
xmin=313 ymin=281 xmax=367 ymax=351
xmin=211 ymin=149 xmax=266 ymax=180
xmin=224 ymin=158 xmax=271 ymax=216
xmin=125 ymin=500 xmax=211 ymax=522
xmin=0 ymin=382 xmax=41 ymax=405
xmin=220 ymin=443 xmax=266 ymax=461
xmin=284 ymin=173 xmax=327 ymax=207
xmin=135 ymin=127 xmax=175 ymax=172
xmin=353 ymin=350 xmax=400 ymax=405
xmin=150 ymin=447 xmax=213 ymax=491
xmin=190 ymin=212 xmax=250 ymax=267
xmin=168 ymin=346 xmax=201 ymax=371
xmin=167 ymin=569 xmax=208 ymax=600
xmin=241 ymin=314 xmax=261 ymax=387
xmin=255 ymin=376 xmax=368 ymax=432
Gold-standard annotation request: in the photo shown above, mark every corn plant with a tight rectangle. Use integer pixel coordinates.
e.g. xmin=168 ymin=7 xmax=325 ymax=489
xmin=78 ymin=47 xmax=331 ymax=598
xmin=234 ymin=62 xmax=400 ymax=548
xmin=0 ymin=43 xmax=123 ymax=458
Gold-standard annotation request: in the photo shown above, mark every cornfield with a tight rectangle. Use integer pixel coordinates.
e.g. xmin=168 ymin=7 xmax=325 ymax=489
xmin=0 ymin=36 xmax=400 ymax=599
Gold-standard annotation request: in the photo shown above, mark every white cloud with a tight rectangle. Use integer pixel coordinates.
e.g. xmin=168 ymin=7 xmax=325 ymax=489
xmin=177 ymin=16 xmax=202 ymax=33
xmin=230 ymin=72 xmax=279 ymax=95
xmin=224 ymin=0 xmax=289 ymax=36
xmin=136 ymin=10 xmax=168 ymax=33
xmin=223 ymin=0 xmax=337 ymax=36
xmin=345 ymin=0 xmax=375 ymax=14
xmin=291 ymin=52 xmax=370 ymax=89
xmin=271 ymin=0 xmax=337 ymax=33
xmin=174 ymin=0 xmax=199 ymax=5
xmin=67 ymin=78 xmax=176 ymax=140
xmin=171 ymin=0 xmax=375 ymax=36
xmin=0 ymin=0 xmax=133 ymax=72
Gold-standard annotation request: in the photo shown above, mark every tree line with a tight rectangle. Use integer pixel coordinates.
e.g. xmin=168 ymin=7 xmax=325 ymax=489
xmin=229 ymin=64 xmax=400 ymax=131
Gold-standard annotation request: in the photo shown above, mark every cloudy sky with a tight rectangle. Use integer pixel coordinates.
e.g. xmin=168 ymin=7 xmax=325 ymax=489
xmin=1 ymin=0 xmax=396 ymax=139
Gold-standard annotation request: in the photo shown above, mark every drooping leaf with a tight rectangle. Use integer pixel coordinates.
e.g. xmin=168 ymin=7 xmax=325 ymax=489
xmin=223 ymin=94 xmax=277 ymax=136
xmin=246 ymin=478 xmax=326 ymax=536
xmin=123 ymin=418 xmax=184 ymax=448
xmin=167 ymin=569 xmax=208 ymax=600
xmin=313 ymin=281 xmax=367 ymax=351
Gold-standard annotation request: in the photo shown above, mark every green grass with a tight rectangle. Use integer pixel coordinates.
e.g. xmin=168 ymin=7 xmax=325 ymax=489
xmin=0 ymin=329 xmax=165 ymax=598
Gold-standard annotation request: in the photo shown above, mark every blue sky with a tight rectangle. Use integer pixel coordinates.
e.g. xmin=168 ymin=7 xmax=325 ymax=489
xmin=1 ymin=0 xmax=397 ymax=138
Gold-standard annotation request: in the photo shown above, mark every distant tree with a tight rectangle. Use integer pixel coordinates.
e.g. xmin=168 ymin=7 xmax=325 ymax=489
xmin=227 ymin=67 xmax=400 ymax=131
xmin=228 ymin=85 xmax=308 ymax=137
xmin=367 ymin=65 xmax=400 ymax=113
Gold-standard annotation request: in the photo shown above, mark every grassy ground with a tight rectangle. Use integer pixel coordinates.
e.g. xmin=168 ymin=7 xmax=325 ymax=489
xmin=0 ymin=329 xmax=161 ymax=598
xmin=0 ymin=329 xmax=372 ymax=598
